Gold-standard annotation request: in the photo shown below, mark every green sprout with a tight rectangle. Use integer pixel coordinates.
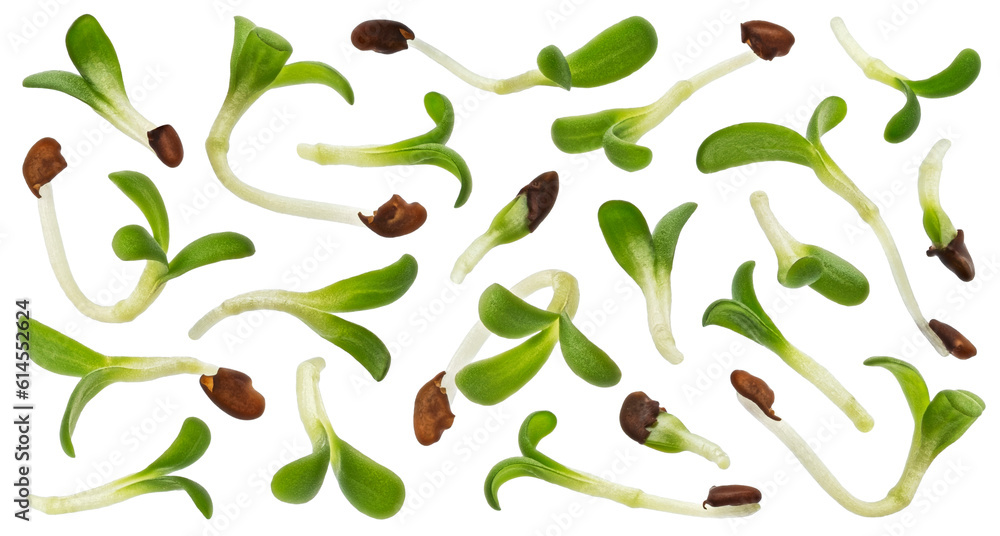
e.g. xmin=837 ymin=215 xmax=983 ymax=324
xmin=919 ymin=139 xmax=974 ymax=281
xmin=22 ymin=141 xmax=254 ymax=323
xmin=271 ymin=358 xmax=405 ymax=519
xmin=412 ymin=270 xmax=619 ymax=445
xmin=551 ymin=20 xmax=794 ymax=172
xmin=830 ymin=17 xmax=981 ymax=143
xmin=351 ymin=17 xmax=656 ymax=94
xmin=189 ymin=254 xmax=418 ymax=381
xmin=696 ymin=96 xmax=976 ymax=359
xmin=619 ymin=391 xmax=730 ymax=469
xmin=484 ymin=411 xmax=761 ymax=517
xmin=750 ymin=191 xmax=869 ymax=306
xmin=32 ymin=320 xmax=263 ymax=458
xmin=598 ymin=200 xmax=696 ymax=363
xmin=703 ymin=261 xmax=873 ymax=432
xmin=23 ymin=15 xmax=184 ymax=167
xmin=450 ymin=171 xmax=558 ymax=284
xmin=732 ymin=363 xmax=984 ymax=517
xmin=30 ymin=417 xmax=213 ymax=517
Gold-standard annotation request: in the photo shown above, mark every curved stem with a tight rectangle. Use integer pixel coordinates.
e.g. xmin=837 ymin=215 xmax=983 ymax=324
xmin=408 ymin=38 xmax=556 ymax=95
xmin=779 ymin=343 xmax=874 ymax=432
xmin=643 ymin=284 xmax=683 ymax=364
xmin=93 ymin=95 xmax=157 ymax=152
xmin=577 ymin=472 xmax=758 ymax=517
xmin=450 ymin=232 xmax=499 ymax=284
xmin=110 ymin=356 xmax=219 ymax=377
xmin=830 ymin=17 xmax=907 ymax=87
xmin=750 ymin=190 xmax=806 ymax=268
xmin=188 ymin=289 xmax=301 ymax=339
xmin=917 ymin=139 xmax=956 ymax=245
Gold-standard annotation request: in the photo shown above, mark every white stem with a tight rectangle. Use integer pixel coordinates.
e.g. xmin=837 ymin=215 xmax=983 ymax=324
xmin=298 ymin=143 xmax=388 ymax=167
xmin=584 ymin=475 xmax=758 ymax=516
xmin=780 ymin=344 xmax=874 ymax=433
xmin=450 ymin=232 xmax=498 ymax=284
xmin=750 ymin=191 xmax=806 ymax=272
xmin=643 ymin=283 xmax=683 ymax=364
xmin=830 ymin=17 xmax=907 ymax=87
xmin=188 ymin=289 xmax=298 ymax=339
xmin=93 ymin=95 xmax=157 ymax=152
xmin=917 ymin=139 xmax=956 ymax=244
xmin=408 ymin=38 xmax=555 ymax=95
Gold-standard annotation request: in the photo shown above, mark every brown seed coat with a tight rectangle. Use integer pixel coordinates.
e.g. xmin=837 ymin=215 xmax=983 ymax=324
xmin=413 ymin=371 xmax=455 ymax=446
xmin=359 ymin=194 xmax=427 ymax=237
xmin=200 ymin=368 xmax=265 ymax=420
xmin=148 ymin=124 xmax=184 ymax=167
xmin=703 ymin=485 xmax=762 ymax=508
xmin=731 ymin=370 xmax=780 ymax=420
xmin=740 ymin=20 xmax=795 ymax=60
xmin=929 ymin=319 xmax=977 ymax=359
xmin=351 ymin=20 xmax=414 ymax=54
xmin=619 ymin=391 xmax=663 ymax=444
xmin=23 ymin=137 xmax=67 ymax=198
xmin=518 ymin=171 xmax=559 ymax=232
xmin=927 ymin=229 xmax=975 ymax=282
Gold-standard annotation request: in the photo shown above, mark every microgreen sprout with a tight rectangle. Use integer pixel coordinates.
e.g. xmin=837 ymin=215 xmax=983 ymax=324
xmin=620 ymin=391 xmax=730 ymax=469
xmin=919 ymin=139 xmax=974 ymax=281
xmin=830 ymin=17 xmax=981 ymax=143
xmin=750 ymin=191 xmax=869 ymax=306
xmin=697 ymin=96 xmax=976 ymax=359
xmin=271 ymin=358 xmax=405 ymax=518
xmin=23 ymin=140 xmax=255 ymax=323
xmin=23 ymin=15 xmax=184 ymax=167
xmin=703 ymin=261 xmax=874 ymax=432
xmin=731 ymin=364 xmax=984 ymax=517
xmin=189 ymin=254 xmax=417 ymax=381
xmin=484 ymin=410 xmax=761 ymax=517
xmin=32 ymin=320 xmax=263 ymax=458
xmin=450 ymin=171 xmax=558 ymax=284
xmin=551 ymin=20 xmax=794 ymax=172
xmin=351 ymin=17 xmax=657 ymax=94
xmin=31 ymin=417 xmax=213 ymax=517
xmin=598 ymin=200 xmax=695 ymax=363
xmin=413 ymin=270 xmax=619 ymax=445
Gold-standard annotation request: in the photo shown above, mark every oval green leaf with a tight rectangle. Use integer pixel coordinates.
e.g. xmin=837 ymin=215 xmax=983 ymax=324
xmin=920 ymin=389 xmax=984 ymax=459
xmin=479 ymin=284 xmax=559 ymax=339
xmin=164 ymin=232 xmax=255 ymax=281
xmin=294 ymin=311 xmax=391 ymax=381
xmin=271 ymin=441 xmax=331 ymax=504
xmin=60 ymin=367 xmax=131 ymax=457
xmin=108 ymin=171 xmax=169 ymax=250
xmin=112 ymin=225 xmax=167 ymax=265
xmin=484 ymin=456 xmax=556 ymax=510
xmin=597 ymin=200 xmax=654 ymax=286
xmin=22 ymin=70 xmax=100 ymax=110
xmin=806 ymin=96 xmax=848 ymax=146
xmin=651 ymin=202 xmax=697 ymax=274
xmin=121 ymin=476 xmax=213 ymax=518
xmin=455 ymin=326 xmax=558 ymax=406
xmin=537 ymin=45 xmax=572 ymax=90
xmin=730 ymin=261 xmax=780 ymax=334
xmin=908 ymin=49 xmax=981 ymax=98
xmin=602 ymin=126 xmax=653 ymax=172
xmin=564 ymin=16 xmax=657 ymax=88
xmin=230 ymin=26 xmax=292 ymax=100
xmin=782 ymin=256 xmax=823 ymax=288
xmin=267 ymin=61 xmax=355 ymax=104
xmin=863 ymin=356 xmax=930 ymax=423
xmin=30 ymin=320 xmax=110 ymax=377
xmin=65 ymin=15 xmax=126 ymax=100
xmin=382 ymin=91 xmax=456 ymax=148
xmin=141 ymin=417 xmax=212 ymax=477
xmin=696 ymin=123 xmax=818 ymax=173
xmin=801 ymin=246 xmax=870 ymax=306
xmin=332 ymin=439 xmax=405 ymax=519
xmin=551 ymin=108 xmax=634 ymax=154
xmin=884 ymin=80 xmax=921 ymax=144
xmin=298 ymin=254 xmax=418 ymax=313
xmin=557 ymin=313 xmax=620 ymax=387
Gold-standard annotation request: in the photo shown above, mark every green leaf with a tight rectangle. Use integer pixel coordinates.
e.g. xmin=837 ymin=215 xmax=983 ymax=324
xmin=23 ymin=70 xmax=101 ymax=110
xmin=479 ymin=284 xmax=559 ymax=339
xmin=651 ymin=202 xmax=697 ymax=274
xmin=30 ymin=320 xmax=110 ymax=377
xmin=164 ymin=232 xmax=255 ymax=281
xmin=271 ymin=441 xmax=331 ymax=504
xmin=108 ymin=171 xmax=169 ymax=250
xmin=564 ymin=16 xmax=657 ymax=88
xmin=696 ymin=123 xmax=819 ymax=173
xmin=537 ymin=45 xmax=572 ymax=90
xmin=551 ymin=108 xmax=634 ymax=154
xmin=229 ymin=17 xmax=259 ymax=82
xmin=517 ymin=410 xmax=560 ymax=462
xmin=800 ymin=246 xmax=870 ymax=306
xmin=112 ymin=225 xmax=167 ymax=265
xmin=382 ymin=91 xmax=455 ymax=148
xmin=597 ymin=200 xmax=654 ymax=286
xmin=557 ymin=313 xmax=620 ymax=387
xmin=229 ymin=24 xmax=292 ymax=101
xmin=864 ymin=356 xmax=930 ymax=423
xmin=484 ymin=456 xmax=559 ymax=510
xmin=806 ymin=96 xmax=848 ymax=145
xmin=455 ymin=325 xmax=558 ymax=405
xmin=267 ymin=61 xmax=355 ymax=105
xmin=602 ymin=125 xmax=653 ymax=172
xmin=294 ymin=311 xmax=391 ymax=381
xmin=64 ymin=15 xmax=126 ymax=102
xmin=730 ymin=261 xmax=780 ymax=334
xmin=332 ymin=439 xmax=406 ymax=519
xmin=920 ymin=389 xmax=984 ymax=459
xmin=884 ymin=80 xmax=921 ymax=144
xmin=782 ymin=256 xmax=823 ymax=288
xmin=391 ymin=145 xmax=472 ymax=208
xmin=297 ymin=254 xmax=418 ymax=313
xmin=140 ymin=417 xmax=212 ymax=477
xmin=908 ymin=49 xmax=981 ymax=98
xmin=923 ymin=210 xmax=944 ymax=248
xmin=702 ymin=262 xmax=786 ymax=351
xmin=60 ymin=367 xmax=131 ymax=457
xmin=120 ymin=476 xmax=213 ymax=518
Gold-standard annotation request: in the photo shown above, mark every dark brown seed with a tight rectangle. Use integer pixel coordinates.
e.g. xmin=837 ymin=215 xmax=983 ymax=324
xmin=731 ymin=370 xmax=780 ymax=421
xmin=351 ymin=20 xmax=414 ymax=54
xmin=703 ymin=485 xmax=762 ymax=509
xmin=619 ymin=391 xmax=663 ymax=444
xmin=148 ymin=124 xmax=184 ymax=167
xmin=23 ymin=137 xmax=67 ymax=198
xmin=929 ymin=319 xmax=977 ymax=359
xmin=200 ymin=368 xmax=265 ymax=420
xmin=927 ymin=229 xmax=975 ymax=282
xmin=740 ymin=21 xmax=795 ymax=60
xmin=359 ymin=194 xmax=427 ymax=237
xmin=517 ymin=171 xmax=559 ymax=232
xmin=413 ymin=371 xmax=455 ymax=446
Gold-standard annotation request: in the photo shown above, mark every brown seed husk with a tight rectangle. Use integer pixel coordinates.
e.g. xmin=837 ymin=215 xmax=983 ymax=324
xmin=351 ymin=20 xmax=414 ymax=54
xmin=731 ymin=370 xmax=779 ymax=420
xmin=740 ymin=20 xmax=795 ymax=60
xmin=927 ymin=229 xmax=975 ymax=282
xmin=359 ymin=194 xmax=427 ymax=237
xmin=929 ymin=319 xmax=977 ymax=359
xmin=703 ymin=485 xmax=762 ymax=509
xmin=413 ymin=371 xmax=455 ymax=446
xmin=148 ymin=125 xmax=183 ymax=167
xmin=23 ymin=137 xmax=67 ymax=198
xmin=200 ymin=368 xmax=265 ymax=420
xmin=517 ymin=171 xmax=559 ymax=232
xmin=619 ymin=391 xmax=663 ymax=444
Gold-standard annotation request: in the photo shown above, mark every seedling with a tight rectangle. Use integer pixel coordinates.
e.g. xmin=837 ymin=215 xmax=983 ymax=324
xmin=30 ymin=417 xmax=213 ymax=517
xmin=32 ymin=320 xmax=263 ymax=458
xmin=598 ymin=200 xmax=695 ymax=363
xmin=703 ymin=262 xmax=873 ymax=432
xmin=271 ymin=358 xmax=405 ymax=519
xmin=918 ymin=139 xmax=974 ymax=281
xmin=413 ymin=270 xmax=619 ymax=445
xmin=450 ymin=172 xmax=559 ymax=283
xmin=620 ymin=391 xmax=730 ymax=469
xmin=23 ymin=15 xmax=184 ymax=167
xmin=731 ymin=365 xmax=984 ymax=516
xmin=351 ymin=17 xmax=657 ymax=94
xmin=484 ymin=411 xmax=761 ymax=517
xmin=23 ymin=140 xmax=254 ymax=322
xmin=830 ymin=17 xmax=981 ymax=143
xmin=551 ymin=20 xmax=794 ymax=171
xmin=750 ymin=191 xmax=869 ymax=306
xmin=696 ymin=96 xmax=976 ymax=359
xmin=189 ymin=254 xmax=417 ymax=381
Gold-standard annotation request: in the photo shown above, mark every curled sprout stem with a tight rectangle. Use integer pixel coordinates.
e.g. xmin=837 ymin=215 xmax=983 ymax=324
xmin=750 ymin=192 xmax=803 ymax=268
xmin=829 ymin=18 xmax=906 ymax=86
xmin=918 ymin=139 xmax=956 ymax=245
xmin=409 ymin=38 xmax=555 ymax=95
xmin=777 ymin=344 xmax=874 ymax=432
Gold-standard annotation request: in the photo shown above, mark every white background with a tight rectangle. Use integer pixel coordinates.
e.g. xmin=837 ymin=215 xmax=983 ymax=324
xmin=2 ymin=0 xmax=996 ymax=535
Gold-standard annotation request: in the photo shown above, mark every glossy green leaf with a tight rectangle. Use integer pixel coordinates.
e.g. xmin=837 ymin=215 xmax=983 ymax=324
xmin=597 ymin=201 xmax=654 ymax=285
xmin=267 ymin=61 xmax=354 ymax=104
xmin=65 ymin=15 xmax=125 ymax=98
xmin=271 ymin=442 xmax=331 ymax=504
xmin=920 ymin=389 xmax=984 ymax=459
xmin=484 ymin=456 xmax=560 ymax=510
xmin=479 ymin=284 xmax=559 ymax=339
xmin=386 ymin=145 xmax=472 ymax=208
xmin=864 ymin=357 xmax=930 ymax=423
xmin=455 ymin=325 xmax=558 ymax=405
xmin=112 ymin=225 xmax=167 ymax=265
xmin=806 ymin=96 xmax=848 ymax=145
xmin=537 ymin=45 xmax=572 ymax=90
xmin=557 ymin=313 xmax=620 ymax=387
xmin=294 ymin=311 xmax=391 ymax=381
xmin=332 ymin=439 xmax=406 ymax=519
xmin=164 ymin=232 xmax=255 ymax=281
xmin=229 ymin=17 xmax=258 ymax=82
xmin=229 ymin=22 xmax=292 ymax=100
xmin=564 ymin=16 xmax=657 ymax=88
xmin=121 ymin=476 xmax=213 ymax=519
xmin=651 ymin=202 xmax=697 ymax=274
xmin=297 ymin=254 xmax=418 ymax=313
xmin=730 ymin=261 xmax=780 ymax=334
xmin=381 ymin=91 xmax=456 ymax=148
xmin=885 ymin=80 xmax=921 ymax=144
xmin=908 ymin=49 xmax=981 ymax=98
xmin=108 ymin=171 xmax=169 ymax=250
xmin=783 ymin=256 xmax=823 ymax=288
xmin=922 ymin=210 xmax=945 ymax=248
xmin=31 ymin=320 xmax=110 ymax=377
xmin=702 ymin=262 xmax=786 ymax=351
xmin=551 ymin=108 xmax=634 ymax=154
xmin=518 ymin=410 xmax=560 ymax=461
xmin=140 ymin=417 xmax=212 ymax=477
xmin=696 ymin=123 xmax=819 ymax=173
xmin=60 ymin=367 xmax=131 ymax=457
xmin=22 ymin=70 xmax=100 ymax=109
xmin=602 ymin=125 xmax=653 ymax=172
xmin=800 ymin=246 xmax=870 ymax=306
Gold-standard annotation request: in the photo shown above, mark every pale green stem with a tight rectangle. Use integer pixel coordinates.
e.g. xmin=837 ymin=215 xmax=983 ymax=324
xmin=187 ymin=289 xmax=305 ymax=339
xmin=643 ymin=280 xmax=683 ymax=364
xmin=566 ymin=470 xmax=758 ymax=517
xmin=680 ymin=432 xmax=731 ymax=470
xmin=408 ymin=38 xmax=557 ymax=95
xmin=297 ymin=143 xmax=389 ymax=167
xmin=91 ymin=93 xmax=157 ymax=152
xmin=450 ymin=232 xmax=500 ymax=284
xmin=917 ymin=139 xmax=956 ymax=245
xmin=830 ymin=17 xmax=908 ymax=87
xmin=297 ymin=358 xmax=340 ymax=447
xmin=30 ymin=475 xmax=153 ymax=515
xmin=37 ymin=183 xmax=168 ymax=323
xmin=110 ymin=356 xmax=219 ymax=377
xmin=777 ymin=343 xmax=874 ymax=432
xmin=750 ymin=190 xmax=808 ymax=275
